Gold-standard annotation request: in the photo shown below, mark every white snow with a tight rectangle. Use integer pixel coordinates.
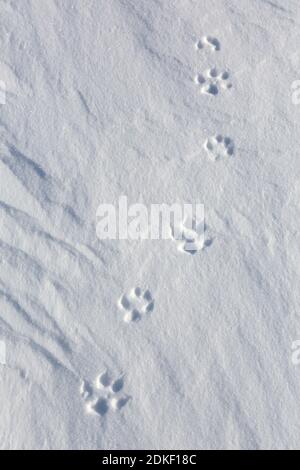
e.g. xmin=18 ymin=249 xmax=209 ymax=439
xmin=1 ymin=0 xmax=300 ymax=449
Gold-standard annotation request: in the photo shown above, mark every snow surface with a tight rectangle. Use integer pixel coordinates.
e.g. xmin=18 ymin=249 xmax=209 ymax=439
xmin=1 ymin=0 xmax=300 ymax=450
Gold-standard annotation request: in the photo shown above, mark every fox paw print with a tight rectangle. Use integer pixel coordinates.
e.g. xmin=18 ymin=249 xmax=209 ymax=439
xmin=80 ymin=372 xmax=130 ymax=416
xmin=118 ymin=287 xmax=154 ymax=323
xmin=204 ymin=135 xmax=235 ymax=160
xmin=195 ymin=68 xmax=232 ymax=95
xmin=195 ymin=36 xmax=221 ymax=52
xmin=170 ymin=217 xmax=212 ymax=255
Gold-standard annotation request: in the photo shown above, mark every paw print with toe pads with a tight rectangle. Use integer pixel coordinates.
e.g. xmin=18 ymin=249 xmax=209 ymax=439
xmin=170 ymin=217 xmax=212 ymax=255
xmin=195 ymin=68 xmax=232 ymax=95
xmin=204 ymin=135 xmax=234 ymax=160
xmin=118 ymin=287 xmax=154 ymax=323
xmin=195 ymin=36 xmax=220 ymax=51
xmin=80 ymin=372 xmax=130 ymax=416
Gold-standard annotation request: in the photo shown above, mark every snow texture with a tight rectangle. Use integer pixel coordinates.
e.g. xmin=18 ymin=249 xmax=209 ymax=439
xmin=0 ymin=0 xmax=300 ymax=449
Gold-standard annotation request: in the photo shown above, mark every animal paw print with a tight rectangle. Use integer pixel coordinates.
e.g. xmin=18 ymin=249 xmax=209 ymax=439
xmin=204 ymin=135 xmax=234 ymax=160
xmin=195 ymin=68 xmax=232 ymax=95
xmin=195 ymin=36 xmax=220 ymax=52
xmin=80 ymin=372 xmax=130 ymax=416
xmin=170 ymin=217 xmax=212 ymax=255
xmin=118 ymin=288 xmax=154 ymax=323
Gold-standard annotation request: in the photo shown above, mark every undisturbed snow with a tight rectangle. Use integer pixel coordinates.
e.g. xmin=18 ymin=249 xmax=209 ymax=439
xmin=1 ymin=0 xmax=300 ymax=450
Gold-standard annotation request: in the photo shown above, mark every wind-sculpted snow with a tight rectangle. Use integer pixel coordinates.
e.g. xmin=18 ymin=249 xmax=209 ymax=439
xmin=0 ymin=0 xmax=300 ymax=450
xmin=0 ymin=143 xmax=82 ymax=226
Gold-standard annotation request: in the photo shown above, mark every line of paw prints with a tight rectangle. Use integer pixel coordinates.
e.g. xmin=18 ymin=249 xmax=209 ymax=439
xmin=193 ymin=39 xmax=235 ymax=158
xmin=194 ymin=68 xmax=232 ymax=96
xmin=170 ymin=218 xmax=213 ymax=255
xmin=195 ymin=36 xmax=220 ymax=52
xmin=118 ymin=287 xmax=154 ymax=323
xmin=204 ymin=135 xmax=234 ymax=161
xmin=80 ymin=371 xmax=130 ymax=416
xmin=79 ymin=36 xmax=229 ymax=421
